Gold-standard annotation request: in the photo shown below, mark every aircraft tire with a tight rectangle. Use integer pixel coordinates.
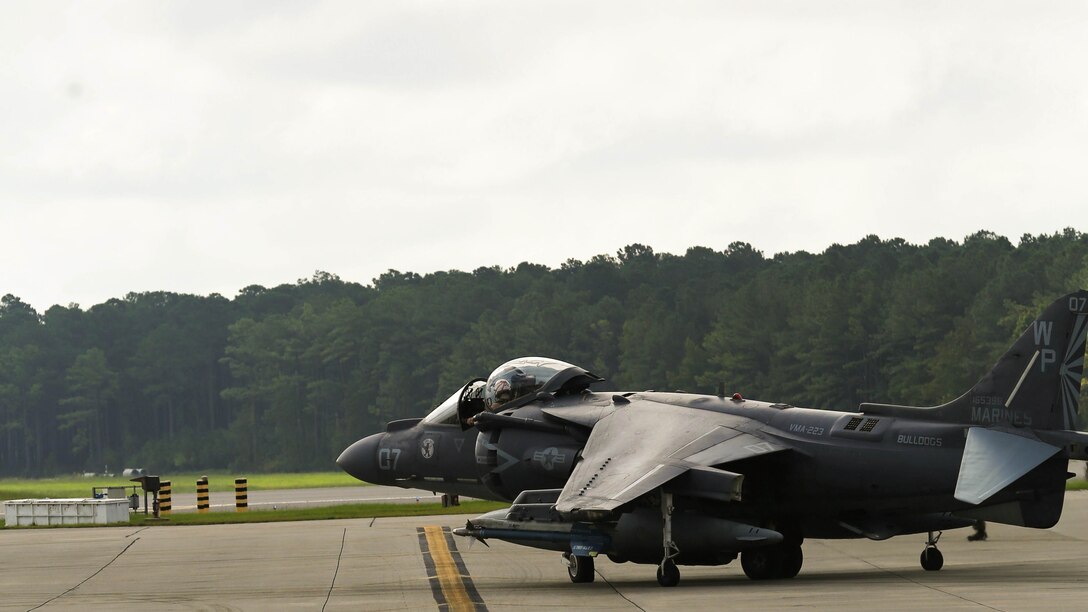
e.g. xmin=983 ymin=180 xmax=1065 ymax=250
xmin=657 ymin=560 xmax=680 ymax=587
xmin=567 ymin=554 xmax=595 ymax=583
xmin=780 ymin=545 xmax=803 ymax=579
xmin=741 ymin=548 xmax=783 ymax=580
xmin=920 ymin=547 xmax=943 ymax=571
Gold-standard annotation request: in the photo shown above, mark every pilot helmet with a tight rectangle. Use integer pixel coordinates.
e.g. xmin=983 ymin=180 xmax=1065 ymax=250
xmin=484 ymin=366 xmax=540 ymax=410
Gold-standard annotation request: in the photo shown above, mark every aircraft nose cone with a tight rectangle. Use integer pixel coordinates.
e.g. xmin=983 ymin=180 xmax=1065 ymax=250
xmin=337 ymin=433 xmax=386 ymax=484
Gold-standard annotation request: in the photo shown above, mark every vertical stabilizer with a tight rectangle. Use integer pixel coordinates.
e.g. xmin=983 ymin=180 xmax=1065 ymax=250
xmin=949 ymin=290 xmax=1088 ymax=430
xmin=862 ymin=290 xmax=1088 ymax=430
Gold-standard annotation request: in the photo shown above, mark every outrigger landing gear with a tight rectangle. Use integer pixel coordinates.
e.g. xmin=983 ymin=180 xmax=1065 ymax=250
xmin=563 ymin=551 xmax=595 ymax=583
xmin=657 ymin=559 xmax=680 ymax=588
xmin=658 ymin=492 xmax=681 ymax=587
xmin=920 ymin=531 xmax=944 ymax=571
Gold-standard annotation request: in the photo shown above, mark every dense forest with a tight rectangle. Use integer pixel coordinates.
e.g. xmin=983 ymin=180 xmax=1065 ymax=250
xmin=1 ymin=230 xmax=1086 ymax=476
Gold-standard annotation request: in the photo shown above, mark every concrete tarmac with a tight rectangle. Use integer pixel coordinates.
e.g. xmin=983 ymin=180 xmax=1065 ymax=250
xmin=5 ymin=494 xmax=1088 ymax=611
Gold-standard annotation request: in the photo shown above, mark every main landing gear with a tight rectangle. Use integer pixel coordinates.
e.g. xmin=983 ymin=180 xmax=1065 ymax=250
xmin=741 ymin=541 xmax=803 ymax=580
xmin=563 ymin=551 xmax=595 ymax=583
xmin=919 ymin=531 xmax=944 ymax=571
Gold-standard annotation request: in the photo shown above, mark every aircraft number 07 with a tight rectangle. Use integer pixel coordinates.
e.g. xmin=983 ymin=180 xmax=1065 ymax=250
xmin=379 ymin=448 xmax=401 ymax=471
xmin=1070 ymin=297 xmax=1088 ymax=312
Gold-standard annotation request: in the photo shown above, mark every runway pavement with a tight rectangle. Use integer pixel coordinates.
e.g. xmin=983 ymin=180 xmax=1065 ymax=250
xmin=5 ymin=493 xmax=1088 ymax=610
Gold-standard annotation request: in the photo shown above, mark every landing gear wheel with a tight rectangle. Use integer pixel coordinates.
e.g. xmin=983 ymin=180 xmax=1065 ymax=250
xmin=565 ymin=552 xmax=595 ymax=583
xmin=742 ymin=548 xmax=784 ymax=580
xmin=780 ymin=545 xmax=803 ymax=579
xmin=656 ymin=491 xmax=680 ymax=587
xmin=920 ymin=546 xmax=944 ymax=571
xmin=919 ymin=530 xmax=944 ymax=572
xmin=657 ymin=559 xmax=680 ymax=587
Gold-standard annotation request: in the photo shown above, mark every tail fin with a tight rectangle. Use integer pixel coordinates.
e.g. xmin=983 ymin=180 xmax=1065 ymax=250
xmin=964 ymin=290 xmax=1088 ymax=430
xmin=863 ymin=290 xmax=1088 ymax=430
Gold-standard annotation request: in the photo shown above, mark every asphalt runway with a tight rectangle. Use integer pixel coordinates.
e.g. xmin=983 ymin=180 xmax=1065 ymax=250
xmin=5 ymin=494 xmax=1088 ymax=611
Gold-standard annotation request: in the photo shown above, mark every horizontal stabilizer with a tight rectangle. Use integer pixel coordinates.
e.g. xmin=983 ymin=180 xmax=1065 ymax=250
xmin=955 ymin=427 xmax=1059 ymax=505
xmin=1035 ymin=429 xmax=1088 ymax=461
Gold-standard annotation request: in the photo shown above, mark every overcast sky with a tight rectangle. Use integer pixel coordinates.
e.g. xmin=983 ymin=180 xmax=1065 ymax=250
xmin=2 ymin=1 xmax=1086 ymax=311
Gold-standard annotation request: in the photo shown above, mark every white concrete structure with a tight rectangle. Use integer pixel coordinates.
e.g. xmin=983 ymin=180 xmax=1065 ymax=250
xmin=3 ymin=498 xmax=130 ymax=526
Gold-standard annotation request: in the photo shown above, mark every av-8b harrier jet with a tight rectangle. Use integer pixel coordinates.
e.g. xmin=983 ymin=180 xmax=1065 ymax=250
xmin=338 ymin=291 xmax=1088 ymax=586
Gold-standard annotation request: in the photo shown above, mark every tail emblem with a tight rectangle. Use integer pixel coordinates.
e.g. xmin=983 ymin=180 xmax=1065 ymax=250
xmin=1059 ymin=314 xmax=1088 ymax=430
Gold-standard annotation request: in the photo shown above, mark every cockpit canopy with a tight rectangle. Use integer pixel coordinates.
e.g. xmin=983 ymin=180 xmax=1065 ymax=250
xmin=420 ymin=386 xmax=464 ymax=426
xmin=423 ymin=357 xmax=603 ymax=429
xmin=484 ymin=357 xmax=600 ymax=411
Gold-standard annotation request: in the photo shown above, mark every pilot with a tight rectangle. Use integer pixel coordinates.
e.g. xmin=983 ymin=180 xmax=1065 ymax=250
xmin=967 ymin=520 xmax=987 ymax=542
xmin=490 ymin=378 xmax=514 ymax=407
xmin=484 ymin=367 xmax=539 ymax=411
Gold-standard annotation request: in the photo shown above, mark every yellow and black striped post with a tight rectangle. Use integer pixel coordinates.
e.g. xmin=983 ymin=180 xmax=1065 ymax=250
xmin=235 ymin=478 xmax=248 ymax=512
xmin=197 ymin=476 xmax=209 ymax=513
xmin=159 ymin=480 xmax=172 ymax=516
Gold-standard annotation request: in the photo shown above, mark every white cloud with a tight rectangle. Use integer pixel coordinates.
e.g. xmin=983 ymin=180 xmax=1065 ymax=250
xmin=1 ymin=1 xmax=1087 ymax=310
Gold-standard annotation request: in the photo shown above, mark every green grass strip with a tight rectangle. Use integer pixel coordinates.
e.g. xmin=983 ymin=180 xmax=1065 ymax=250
xmin=0 ymin=471 xmax=366 ymax=501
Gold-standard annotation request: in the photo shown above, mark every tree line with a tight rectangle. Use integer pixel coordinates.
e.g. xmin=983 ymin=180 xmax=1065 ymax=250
xmin=1 ymin=229 xmax=1086 ymax=476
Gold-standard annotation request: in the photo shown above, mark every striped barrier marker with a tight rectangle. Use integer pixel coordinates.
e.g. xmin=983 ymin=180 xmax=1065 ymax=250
xmin=197 ymin=477 xmax=209 ymax=513
xmin=235 ymin=478 xmax=248 ymax=512
xmin=160 ymin=481 xmax=172 ymax=516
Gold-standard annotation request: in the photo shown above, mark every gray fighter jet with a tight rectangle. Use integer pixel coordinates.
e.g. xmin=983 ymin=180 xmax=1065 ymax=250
xmin=338 ymin=290 xmax=1088 ymax=586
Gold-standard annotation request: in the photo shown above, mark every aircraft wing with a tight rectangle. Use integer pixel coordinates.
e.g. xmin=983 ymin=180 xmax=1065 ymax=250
xmin=554 ymin=399 xmax=788 ymax=514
